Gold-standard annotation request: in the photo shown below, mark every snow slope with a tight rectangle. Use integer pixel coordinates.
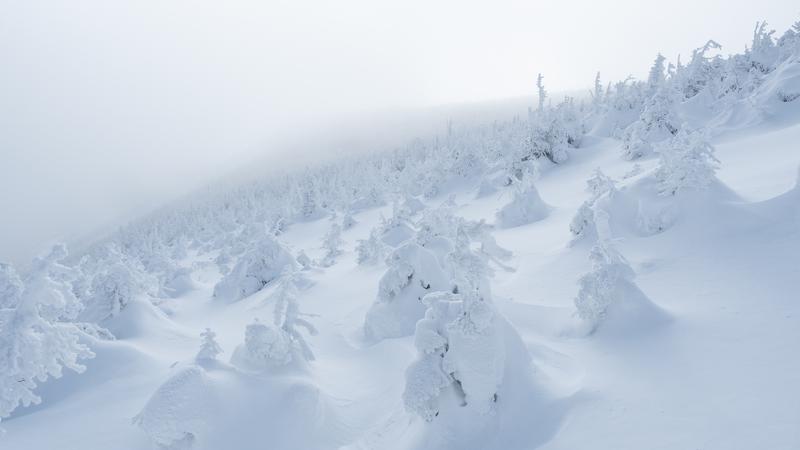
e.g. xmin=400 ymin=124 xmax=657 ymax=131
xmin=2 ymin=20 xmax=800 ymax=450
xmin=2 ymin=116 xmax=798 ymax=450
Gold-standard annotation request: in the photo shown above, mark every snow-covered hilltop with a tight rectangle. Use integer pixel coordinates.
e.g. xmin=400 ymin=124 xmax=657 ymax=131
xmin=2 ymin=20 xmax=799 ymax=450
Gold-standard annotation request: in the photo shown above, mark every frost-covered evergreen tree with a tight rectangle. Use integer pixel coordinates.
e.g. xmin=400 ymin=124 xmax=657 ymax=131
xmin=0 ymin=245 xmax=94 ymax=422
xmin=591 ymin=72 xmax=604 ymax=107
xmin=496 ymin=175 xmax=550 ymax=228
xmin=296 ymin=249 xmax=312 ymax=270
xmin=213 ymin=236 xmax=297 ymax=302
xmin=232 ymin=319 xmax=293 ymax=369
xmin=355 ymin=228 xmax=388 ymax=266
xmin=271 ymin=273 xmax=318 ymax=361
xmin=342 ymin=211 xmax=357 ymax=230
xmin=655 ymin=128 xmax=719 ymax=196
xmin=647 ymin=53 xmax=667 ymax=90
xmin=536 ymin=73 xmax=547 ymax=111
xmin=402 ymin=218 xmax=529 ymax=421
xmin=575 ymin=241 xmax=664 ymax=333
xmin=621 ymin=87 xmax=680 ymax=160
xmin=196 ymin=328 xmax=223 ymax=362
xmin=676 ymin=39 xmax=723 ymax=99
xmin=319 ymin=223 xmax=343 ymax=267
xmin=232 ymin=271 xmax=317 ymax=369
xmin=403 ymin=290 xmax=505 ymax=421
xmin=378 ymin=199 xmax=417 ymax=247
xmin=364 ymin=243 xmax=450 ymax=340
xmin=79 ymin=262 xmax=145 ymax=323
xmin=468 ymin=220 xmax=513 ymax=265
xmin=570 ymin=169 xmax=617 ymax=242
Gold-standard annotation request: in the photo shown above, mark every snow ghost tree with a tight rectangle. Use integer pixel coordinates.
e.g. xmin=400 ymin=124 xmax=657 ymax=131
xmin=232 ymin=273 xmax=317 ymax=369
xmin=468 ymin=220 xmax=513 ymax=266
xmin=271 ymin=273 xmax=318 ymax=361
xmin=591 ymin=72 xmax=604 ymax=108
xmin=319 ymin=223 xmax=343 ymax=267
xmin=495 ymin=176 xmax=551 ymax=228
xmin=232 ymin=319 xmax=293 ymax=369
xmin=655 ymin=128 xmax=720 ymax=196
xmin=296 ymin=250 xmax=312 ymax=270
xmin=536 ymin=73 xmax=547 ymax=111
xmin=647 ymin=53 xmax=667 ymax=90
xmin=574 ymin=241 xmax=666 ymax=334
xmin=570 ymin=169 xmax=617 ymax=243
xmin=364 ymin=243 xmax=450 ymax=340
xmin=196 ymin=328 xmax=223 ymax=362
xmin=621 ymin=87 xmax=680 ymax=160
xmin=402 ymin=220 xmax=530 ymax=422
xmin=403 ymin=290 xmax=506 ymax=421
xmin=0 ymin=245 xmax=94 ymax=422
xmin=342 ymin=211 xmax=357 ymax=230
xmin=526 ymin=116 xmax=571 ymax=164
xmin=78 ymin=262 xmax=145 ymax=323
xmin=355 ymin=228 xmax=388 ymax=266
xmin=378 ymin=201 xmax=416 ymax=247
xmin=213 ymin=236 xmax=296 ymax=302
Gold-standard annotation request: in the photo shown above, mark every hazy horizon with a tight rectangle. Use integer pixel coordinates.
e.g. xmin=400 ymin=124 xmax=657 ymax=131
xmin=1 ymin=0 xmax=796 ymax=264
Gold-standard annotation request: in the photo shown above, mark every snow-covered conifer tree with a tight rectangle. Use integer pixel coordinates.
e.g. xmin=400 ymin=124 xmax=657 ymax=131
xmin=271 ymin=273 xmax=318 ymax=361
xmin=655 ymin=128 xmax=719 ymax=196
xmin=621 ymin=87 xmax=680 ymax=159
xmin=342 ymin=211 xmax=357 ymax=230
xmin=355 ymin=228 xmax=387 ymax=266
xmin=495 ymin=175 xmax=551 ymax=228
xmin=296 ymin=249 xmax=312 ymax=270
xmin=592 ymin=72 xmax=604 ymax=107
xmin=575 ymin=241 xmax=665 ymax=333
xmin=0 ymin=245 xmax=94 ymax=422
xmin=79 ymin=262 xmax=144 ymax=323
xmin=402 ymin=218 xmax=529 ymax=422
xmin=213 ymin=236 xmax=296 ymax=302
xmin=232 ymin=319 xmax=293 ymax=369
xmin=319 ymin=223 xmax=343 ymax=267
xmin=364 ymin=243 xmax=450 ymax=339
xmin=231 ymin=270 xmax=317 ymax=369
xmin=647 ymin=53 xmax=667 ymax=90
xmin=536 ymin=73 xmax=547 ymax=111
xmin=377 ymin=200 xmax=416 ymax=247
xmin=570 ymin=169 xmax=617 ymax=242
xmin=196 ymin=328 xmax=223 ymax=362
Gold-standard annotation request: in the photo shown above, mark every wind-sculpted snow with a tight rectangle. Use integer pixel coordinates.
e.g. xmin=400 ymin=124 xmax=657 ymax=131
xmin=133 ymin=366 xmax=213 ymax=450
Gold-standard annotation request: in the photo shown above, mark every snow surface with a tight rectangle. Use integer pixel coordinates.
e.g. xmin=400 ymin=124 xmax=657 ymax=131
xmin=2 ymin=116 xmax=798 ymax=449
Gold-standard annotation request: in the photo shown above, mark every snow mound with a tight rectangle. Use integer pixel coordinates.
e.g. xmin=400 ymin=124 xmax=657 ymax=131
xmin=134 ymin=365 xmax=214 ymax=450
xmin=136 ymin=362 xmax=349 ymax=450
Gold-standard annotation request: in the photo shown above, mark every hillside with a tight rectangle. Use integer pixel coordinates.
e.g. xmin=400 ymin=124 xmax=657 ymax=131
xmin=1 ymin=20 xmax=799 ymax=450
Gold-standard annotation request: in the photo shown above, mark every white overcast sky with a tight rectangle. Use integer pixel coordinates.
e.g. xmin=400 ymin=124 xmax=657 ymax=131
xmin=0 ymin=0 xmax=797 ymax=264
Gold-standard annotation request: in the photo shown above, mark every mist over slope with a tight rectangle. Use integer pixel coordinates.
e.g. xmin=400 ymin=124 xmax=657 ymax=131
xmin=1 ymin=18 xmax=799 ymax=450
